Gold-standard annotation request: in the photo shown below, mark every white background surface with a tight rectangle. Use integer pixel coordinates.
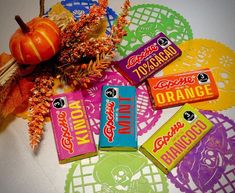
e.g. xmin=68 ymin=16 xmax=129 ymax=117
xmin=0 ymin=1 xmax=235 ymax=193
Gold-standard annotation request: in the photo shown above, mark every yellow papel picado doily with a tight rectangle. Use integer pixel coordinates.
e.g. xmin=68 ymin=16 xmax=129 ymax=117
xmin=162 ymin=39 xmax=235 ymax=110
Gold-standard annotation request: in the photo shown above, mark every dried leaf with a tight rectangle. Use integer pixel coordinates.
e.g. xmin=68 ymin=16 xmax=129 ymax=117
xmin=1 ymin=78 xmax=34 ymax=118
xmin=47 ymin=2 xmax=75 ymax=30
xmin=0 ymin=53 xmax=19 ymax=117
xmin=0 ymin=53 xmax=12 ymax=68
xmin=48 ymin=2 xmax=73 ymax=18
xmin=87 ymin=18 xmax=108 ymax=39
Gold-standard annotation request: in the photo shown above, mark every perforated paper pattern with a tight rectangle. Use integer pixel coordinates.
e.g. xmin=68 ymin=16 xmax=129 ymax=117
xmin=61 ymin=0 xmax=117 ymax=33
xmin=117 ymin=4 xmax=193 ymax=57
xmin=168 ymin=110 xmax=235 ymax=193
xmin=65 ymin=151 xmax=169 ymax=193
xmin=163 ymin=39 xmax=235 ymax=110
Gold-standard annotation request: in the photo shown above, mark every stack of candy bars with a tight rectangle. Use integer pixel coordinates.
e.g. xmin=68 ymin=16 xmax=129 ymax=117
xmin=50 ymin=32 xmax=219 ymax=174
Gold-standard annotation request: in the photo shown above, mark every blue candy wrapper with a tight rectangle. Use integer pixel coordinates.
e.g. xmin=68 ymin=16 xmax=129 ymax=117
xmin=99 ymin=85 xmax=137 ymax=151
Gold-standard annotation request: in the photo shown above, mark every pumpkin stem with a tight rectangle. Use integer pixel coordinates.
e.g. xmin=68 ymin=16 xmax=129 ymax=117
xmin=39 ymin=0 xmax=45 ymax=17
xmin=15 ymin=15 xmax=30 ymax=33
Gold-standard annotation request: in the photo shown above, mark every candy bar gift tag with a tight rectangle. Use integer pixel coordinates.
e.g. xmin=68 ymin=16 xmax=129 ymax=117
xmin=140 ymin=103 xmax=213 ymax=174
xmin=99 ymin=85 xmax=137 ymax=151
xmin=147 ymin=68 xmax=219 ymax=109
xmin=50 ymin=91 xmax=97 ymax=164
xmin=115 ymin=32 xmax=182 ymax=86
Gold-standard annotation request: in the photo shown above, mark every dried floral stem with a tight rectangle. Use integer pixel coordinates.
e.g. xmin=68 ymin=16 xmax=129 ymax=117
xmin=39 ymin=0 xmax=45 ymax=17
xmin=0 ymin=59 xmax=19 ymax=100
xmin=110 ymin=0 xmax=131 ymax=45
xmin=58 ymin=50 xmax=115 ymax=88
xmin=58 ymin=0 xmax=131 ymax=88
xmin=28 ymin=74 xmax=54 ymax=150
xmin=61 ymin=0 xmax=108 ymax=47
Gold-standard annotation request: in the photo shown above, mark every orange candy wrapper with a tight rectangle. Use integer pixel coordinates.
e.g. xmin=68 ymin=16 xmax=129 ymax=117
xmin=147 ymin=68 xmax=219 ymax=109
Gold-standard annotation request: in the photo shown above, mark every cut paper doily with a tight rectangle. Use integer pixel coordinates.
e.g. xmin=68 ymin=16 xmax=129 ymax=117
xmin=168 ymin=110 xmax=235 ymax=193
xmin=61 ymin=0 xmax=117 ymax=33
xmin=162 ymin=39 xmax=235 ymax=110
xmin=65 ymin=151 xmax=169 ymax=193
xmin=117 ymin=3 xmax=193 ymax=57
xmin=82 ymin=70 xmax=162 ymax=136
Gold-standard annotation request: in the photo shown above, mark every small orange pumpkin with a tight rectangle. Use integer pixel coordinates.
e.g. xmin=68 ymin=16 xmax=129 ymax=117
xmin=9 ymin=15 xmax=60 ymax=65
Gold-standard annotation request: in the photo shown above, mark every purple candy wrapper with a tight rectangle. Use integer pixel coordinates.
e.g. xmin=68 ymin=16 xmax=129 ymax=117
xmin=115 ymin=32 xmax=182 ymax=86
xmin=168 ymin=110 xmax=235 ymax=193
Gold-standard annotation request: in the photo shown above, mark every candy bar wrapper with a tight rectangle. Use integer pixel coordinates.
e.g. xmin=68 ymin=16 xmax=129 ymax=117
xmin=50 ymin=91 xmax=97 ymax=164
xmin=99 ymin=85 xmax=137 ymax=151
xmin=147 ymin=68 xmax=219 ymax=109
xmin=139 ymin=103 xmax=213 ymax=174
xmin=115 ymin=32 xmax=182 ymax=86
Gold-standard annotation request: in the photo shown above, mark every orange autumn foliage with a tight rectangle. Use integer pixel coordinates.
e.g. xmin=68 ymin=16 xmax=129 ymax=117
xmin=1 ymin=78 xmax=34 ymax=118
xmin=0 ymin=52 xmax=13 ymax=68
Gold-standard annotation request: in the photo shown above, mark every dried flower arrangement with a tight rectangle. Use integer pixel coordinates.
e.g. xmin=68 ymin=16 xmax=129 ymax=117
xmin=0 ymin=0 xmax=131 ymax=151
xmin=57 ymin=0 xmax=130 ymax=88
